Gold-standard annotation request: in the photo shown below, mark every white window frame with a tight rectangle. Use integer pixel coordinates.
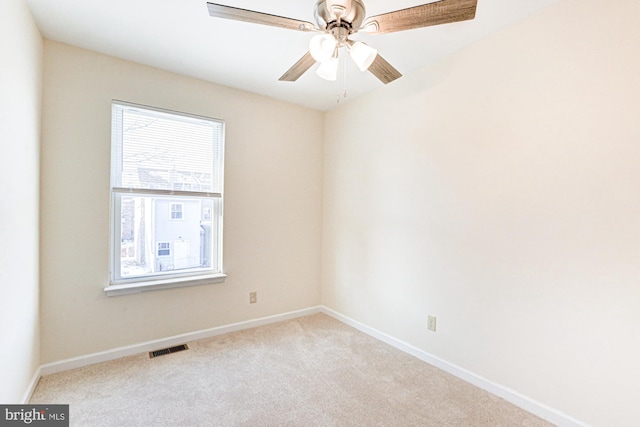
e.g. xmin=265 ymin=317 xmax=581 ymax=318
xmin=106 ymin=101 xmax=226 ymax=296
xmin=157 ymin=241 xmax=172 ymax=257
xmin=169 ymin=203 xmax=184 ymax=220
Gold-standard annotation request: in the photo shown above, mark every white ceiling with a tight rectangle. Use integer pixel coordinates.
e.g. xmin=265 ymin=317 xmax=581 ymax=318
xmin=25 ymin=0 xmax=559 ymax=111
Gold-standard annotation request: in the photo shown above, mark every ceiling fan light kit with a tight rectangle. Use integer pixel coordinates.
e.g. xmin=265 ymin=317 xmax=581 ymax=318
xmin=316 ymin=57 xmax=340 ymax=81
xmin=309 ymin=34 xmax=338 ymax=63
xmin=347 ymin=40 xmax=377 ymax=72
xmin=207 ymin=0 xmax=477 ymax=85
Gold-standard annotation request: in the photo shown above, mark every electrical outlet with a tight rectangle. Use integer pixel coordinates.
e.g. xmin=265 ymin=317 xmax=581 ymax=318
xmin=249 ymin=291 xmax=257 ymax=304
xmin=427 ymin=315 xmax=437 ymax=332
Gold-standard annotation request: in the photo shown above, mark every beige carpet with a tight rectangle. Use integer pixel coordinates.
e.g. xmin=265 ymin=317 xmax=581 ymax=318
xmin=31 ymin=313 xmax=554 ymax=426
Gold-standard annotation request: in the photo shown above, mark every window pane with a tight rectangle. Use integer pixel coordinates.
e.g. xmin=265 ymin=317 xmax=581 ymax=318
xmin=113 ymin=103 xmax=223 ymax=193
xmin=119 ymin=195 xmax=218 ymax=279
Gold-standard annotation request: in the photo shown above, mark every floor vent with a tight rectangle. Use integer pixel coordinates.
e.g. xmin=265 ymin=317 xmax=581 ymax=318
xmin=149 ymin=344 xmax=189 ymax=358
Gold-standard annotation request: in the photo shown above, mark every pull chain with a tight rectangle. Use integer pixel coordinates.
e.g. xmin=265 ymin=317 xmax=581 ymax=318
xmin=337 ymin=50 xmax=348 ymax=104
xmin=343 ymin=53 xmax=348 ymax=98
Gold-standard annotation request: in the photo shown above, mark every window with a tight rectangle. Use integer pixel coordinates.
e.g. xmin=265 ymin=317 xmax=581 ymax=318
xmin=157 ymin=242 xmax=171 ymax=257
xmin=108 ymin=101 xmax=225 ymax=296
xmin=170 ymin=203 xmax=183 ymax=220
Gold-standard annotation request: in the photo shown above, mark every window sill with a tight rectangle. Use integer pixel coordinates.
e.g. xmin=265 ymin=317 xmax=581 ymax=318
xmin=105 ymin=273 xmax=227 ymax=297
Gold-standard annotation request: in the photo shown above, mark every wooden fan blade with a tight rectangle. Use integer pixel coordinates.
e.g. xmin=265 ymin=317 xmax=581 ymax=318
xmin=360 ymin=0 xmax=477 ymax=35
xmin=368 ymin=54 xmax=402 ymax=84
xmin=207 ymin=3 xmax=317 ymax=32
xmin=279 ymin=52 xmax=317 ymax=82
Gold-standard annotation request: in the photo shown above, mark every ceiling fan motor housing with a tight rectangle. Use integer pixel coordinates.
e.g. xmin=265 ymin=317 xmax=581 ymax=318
xmin=314 ymin=0 xmax=366 ymax=32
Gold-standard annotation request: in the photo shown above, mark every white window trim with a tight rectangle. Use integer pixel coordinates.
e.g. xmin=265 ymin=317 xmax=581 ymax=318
xmin=105 ymin=273 xmax=227 ymax=297
xmin=107 ymin=101 xmax=226 ymax=296
xmin=169 ymin=202 xmax=184 ymax=220
xmin=157 ymin=241 xmax=171 ymax=257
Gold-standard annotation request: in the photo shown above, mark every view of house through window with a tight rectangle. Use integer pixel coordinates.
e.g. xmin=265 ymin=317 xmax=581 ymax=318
xmin=110 ymin=101 xmax=224 ymax=286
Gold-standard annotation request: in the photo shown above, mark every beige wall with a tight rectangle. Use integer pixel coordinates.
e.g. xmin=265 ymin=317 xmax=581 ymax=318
xmin=0 ymin=0 xmax=42 ymax=403
xmin=40 ymin=41 xmax=324 ymax=363
xmin=24 ymin=0 xmax=640 ymax=423
xmin=322 ymin=0 xmax=640 ymax=425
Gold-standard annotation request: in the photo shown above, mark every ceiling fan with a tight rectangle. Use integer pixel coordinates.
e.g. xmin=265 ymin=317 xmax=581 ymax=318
xmin=206 ymin=0 xmax=477 ymax=84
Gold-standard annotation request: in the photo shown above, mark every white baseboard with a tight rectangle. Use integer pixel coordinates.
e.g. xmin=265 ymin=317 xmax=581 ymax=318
xmin=32 ymin=304 xmax=586 ymax=427
xmin=320 ymin=307 xmax=588 ymax=427
xmin=39 ymin=306 xmax=322 ymax=376
xmin=21 ymin=366 xmax=42 ymax=404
